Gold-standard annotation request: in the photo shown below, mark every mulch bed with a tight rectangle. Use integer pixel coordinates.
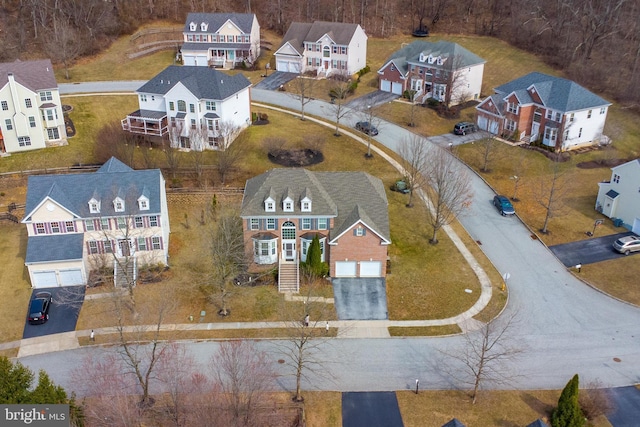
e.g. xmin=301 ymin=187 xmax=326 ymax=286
xmin=268 ymin=149 xmax=324 ymax=167
xmin=576 ymin=158 xmax=630 ymax=169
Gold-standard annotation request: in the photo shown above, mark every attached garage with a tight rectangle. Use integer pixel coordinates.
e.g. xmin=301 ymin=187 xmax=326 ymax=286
xmin=335 ymin=261 xmax=357 ymax=277
xmin=633 ymin=218 xmax=640 ymax=235
xmin=380 ymin=80 xmax=391 ymax=92
xmin=391 ymin=82 xmax=403 ymax=95
xmin=276 ymin=60 xmax=301 ymax=73
xmin=59 ymin=269 xmax=84 ymax=286
xmin=477 ymin=116 xmax=488 ymax=131
xmin=359 ymin=261 xmax=382 ymax=277
xmin=32 ymin=271 xmax=58 ymax=288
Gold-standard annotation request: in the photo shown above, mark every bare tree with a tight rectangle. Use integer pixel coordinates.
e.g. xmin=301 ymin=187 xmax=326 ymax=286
xmin=359 ymin=104 xmax=383 ymax=158
xmin=398 ymin=134 xmax=429 ymax=207
xmin=442 ymin=312 xmax=522 ymax=404
xmin=535 ymin=158 xmax=571 ymax=234
xmin=406 ymin=89 xmax=419 ymax=127
xmin=188 ymin=125 xmax=208 ymax=188
xmin=42 ymin=19 xmax=85 ymax=80
xmin=215 ymin=122 xmax=246 ymax=185
xmin=476 ymin=133 xmax=502 ymax=173
xmin=443 ymin=55 xmax=470 ymax=110
xmin=289 ymin=73 xmax=318 ymax=121
xmin=327 ymin=74 xmax=354 ymax=136
xmin=162 ymin=134 xmax=182 ymax=181
xmin=421 ymin=145 xmax=473 ymax=243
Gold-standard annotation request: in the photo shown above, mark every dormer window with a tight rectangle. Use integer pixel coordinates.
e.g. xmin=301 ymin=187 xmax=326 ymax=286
xmin=428 ymin=55 xmax=434 ymax=64
xmin=264 ymin=197 xmax=275 ymax=212
xmin=89 ymin=198 xmax=100 ymax=214
xmin=419 ymin=53 xmax=425 ymax=62
xmin=200 ymin=22 xmax=208 ymax=31
xmin=301 ymin=197 xmax=312 ymax=212
xmin=189 ymin=22 xmax=197 ymax=31
xmin=114 ymin=197 xmax=125 ymax=212
xmin=436 ymin=56 xmax=443 ymax=65
xmin=138 ymin=196 xmax=149 ymax=211
xmin=283 ymin=197 xmax=294 ymax=212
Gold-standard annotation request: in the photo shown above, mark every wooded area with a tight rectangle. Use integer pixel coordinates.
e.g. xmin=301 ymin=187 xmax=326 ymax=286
xmin=1 ymin=0 xmax=639 ymax=107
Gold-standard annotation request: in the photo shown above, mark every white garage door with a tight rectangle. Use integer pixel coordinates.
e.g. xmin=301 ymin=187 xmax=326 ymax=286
xmin=632 ymin=218 xmax=640 ymax=234
xmin=359 ymin=261 xmax=382 ymax=277
xmin=391 ymin=82 xmax=403 ymax=95
xmin=32 ymin=271 xmax=57 ymax=288
xmin=489 ymin=120 xmax=499 ymax=135
xmin=335 ymin=261 xmax=357 ymax=277
xmin=477 ymin=116 xmax=488 ymax=131
xmin=59 ymin=269 xmax=84 ymax=286
xmin=277 ymin=60 xmax=301 ymax=73
xmin=380 ymin=80 xmax=391 ymax=92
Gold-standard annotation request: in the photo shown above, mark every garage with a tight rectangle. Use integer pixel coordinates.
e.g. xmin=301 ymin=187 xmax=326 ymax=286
xmin=391 ymin=82 xmax=403 ymax=95
xmin=359 ymin=261 xmax=382 ymax=277
xmin=335 ymin=261 xmax=357 ymax=277
xmin=277 ymin=60 xmax=301 ymax=73
xmin=633 ymin=218 xmax=640 ymax=235
xmin=380 ymin=80 xmax=391 ymax=92
xmin=477 ymin=116 xmax=488 ymax=131
xmin=32 ymin=271 xmax=58 ymax=288
xmin=59 ymin=269 xmax=84 ymax=286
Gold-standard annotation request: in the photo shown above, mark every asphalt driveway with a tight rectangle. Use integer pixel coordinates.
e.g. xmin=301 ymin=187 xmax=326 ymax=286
xmin=342 ymin=392 xmax=403 ymax=427
xmin=346 ymin=90 xmax=399 ymax=110
xmin=253 ymin=71 xmax=298 ymax=90
xmin=332 ymin=278 xmax=388 ymax=320
xmin=606 ymin=386 xmax=640 ymax=427
xmin=23 ymin=286 xmax=85 ymax=339
xmin=549 ymin=231 xmax=635 ymax=267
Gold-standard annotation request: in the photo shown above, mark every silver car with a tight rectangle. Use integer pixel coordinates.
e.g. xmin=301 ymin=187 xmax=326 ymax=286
xmin=613 ymin=235 xmax=640 ymax=255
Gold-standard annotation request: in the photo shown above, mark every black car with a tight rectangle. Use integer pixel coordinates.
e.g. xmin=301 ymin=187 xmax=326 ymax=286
xmin=355 ymin=121 xmax=379 ymax=136
xmin=28 ymin=291 xmax=52 ymax=325
xmin=493 ymin=195 xmax=515 ymax=216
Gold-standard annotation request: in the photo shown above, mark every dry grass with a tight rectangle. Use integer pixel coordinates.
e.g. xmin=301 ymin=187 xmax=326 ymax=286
xmin=303 ymin=392 xmax=342 ymax=427
xmin=388 ymin=325 xmax=462 ymax=336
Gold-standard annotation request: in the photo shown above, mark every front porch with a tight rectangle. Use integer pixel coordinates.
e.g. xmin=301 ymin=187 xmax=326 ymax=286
xmin=121 ymin=110 xmax=168 ymax=136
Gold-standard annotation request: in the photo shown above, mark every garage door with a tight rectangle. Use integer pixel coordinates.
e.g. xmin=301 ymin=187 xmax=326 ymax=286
xmin=59 ymin=269 xmax=84 ymax=286
xmin=359 ymin=261 xmax=382 ymax=277
xmin=477 ymin=116 xmax=488 ymax=131
xmin=391 ymin=82 xmax=403 ymax=95
xmin=633 ymin=218 xmax=640 ymax=234
xmin=380 ymin=80 xmax=391 ymax=92
xmin=32 ymin=271 xmax=57 ymax=288
xmin=277 ymin=60 xmax=301 ymax=73
xmin=489 ymin=120 xmax=499 ymax=135
xmin=335 ymin=261 xmax=357 ymax=277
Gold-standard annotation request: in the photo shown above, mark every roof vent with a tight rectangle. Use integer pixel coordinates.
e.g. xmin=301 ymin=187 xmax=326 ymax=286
xmin=221 ymin=79 xmax=224 ymax=84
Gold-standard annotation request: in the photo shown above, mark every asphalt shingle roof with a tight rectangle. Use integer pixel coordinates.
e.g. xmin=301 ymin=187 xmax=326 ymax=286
xmin=183 ymin=12 xmax=256 ymax=34
xmin=24 ymin=157 xmax=164 ymax=220
xmin=0 ymin=59 xmax=58 ymax=92
xmin=25 ymin=234 xmax=84 ymax=263
xmin=241 ymin=169 xmax=390 ymax=242
xmin=494 ymin=72 xmax=610 ymax=112
xmin=382 ymin=40 xmax=485 ymax=76
xmin=277 ymin=21 xmax=363 ymax=55
xmin=137 ymin=66 xmax=251 ymax=100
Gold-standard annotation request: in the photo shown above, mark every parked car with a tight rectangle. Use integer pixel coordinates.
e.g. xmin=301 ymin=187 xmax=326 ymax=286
xmin=355 ymin=121 xmax=379 ymax=136
xmin=28 ymin=291 xmax=52 ymax=325
xmin=493 ymin=195 xmax=515 ymax=216
xmin=453 ymin=122 xmax=477 ymax=135
xmin=612 ymin=235 xmax=640 ymax=255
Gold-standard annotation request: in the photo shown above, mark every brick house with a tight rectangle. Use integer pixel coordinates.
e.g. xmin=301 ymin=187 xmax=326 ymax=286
xmin=240 ymin=169 xmax=390 ymax=292
xmin=476 ymin=72 xmax=611 ymax=151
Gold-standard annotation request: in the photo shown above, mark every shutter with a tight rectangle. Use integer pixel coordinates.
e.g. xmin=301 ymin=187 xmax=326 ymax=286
xmin=98 ymin=241 xmax=104 ymax=253
xmin=144 ymin=216 xmax=150 ymax=227
xmin=353 ymin=229 xmax=357 ymax=236
xmin=260 ymin=219 xmax=266 ymax=230
xmin=147 ymin=237 xmax=152 ymax=251
xmin=159 ymin=237 xmax=164 ymax=250
xmin=32 ymin=224 xmax=37 ymax=233
xmin=45 ymin=223 xmax=51 ymax=233
xmin=247 ymin=219 xmax=251 ymax=230
xmin=363 ymin=228 xmax=367 ymax=236
xmin=86 ymin=241 xmax=91 ymax=253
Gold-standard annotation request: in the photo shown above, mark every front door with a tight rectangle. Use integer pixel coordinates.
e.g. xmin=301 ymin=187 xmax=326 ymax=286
xmin=531 ymin=122 xmax=540 ymax=142
xmin=283 ymin=242 xmax=296 ymax=260
xmin=281 ymin=221 xmax=297 ymax=261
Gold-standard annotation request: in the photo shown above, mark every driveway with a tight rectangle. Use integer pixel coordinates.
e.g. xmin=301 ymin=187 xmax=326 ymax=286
xmin=342 ymin=392 xmax=403 ymax=427
xmin=549 ymin=231 xmax=635 ymax=267
xmin=23 ymin=286 xmax=85 ymax=339
xmin=332 ymin=278 xmax=388 ymax=320
xmin=253 ymin=71 xmax=298 ymax=90
xmin=606 ymin=386 xmax=640 ymax=427
xmin=346 ymin=90 xmax=399 ymax=110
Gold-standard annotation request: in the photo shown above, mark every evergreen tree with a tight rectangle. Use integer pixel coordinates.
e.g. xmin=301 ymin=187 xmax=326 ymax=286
xmin=304 ymin=234 xmax=328 ymax=277
xmin=30 ymin=370 xmax=67 ymax=404
xmin=552 ymin=374 xmax=585 ymax=427
xmin=0 ymin=356 xmax=34 ymax=403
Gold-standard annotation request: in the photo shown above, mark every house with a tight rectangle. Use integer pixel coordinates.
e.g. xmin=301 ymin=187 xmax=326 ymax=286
xmin=377 ymin=40 xmax=485 ymax=105
xmin=442 ymin=419 xmax=466 ymax=427
xmin=476 ymin=72 xmax=611 ymax=151
xmin=274 ymin=21 xmax=367 ymax=76
xmin=595 ymin=159 xmax=640 ymax=233
xmin=526 ymin=420 xmax=549 ymax=427
xmin=21 ymin=157 xmax=170 ymax=288
xmin=0 ymin=59 xmax=67 ymax=155
xmin=121 ymin=65 xmax=251 ymax=150
xmin=240 ymin=169 xmax=390 ymax=292
xmin=180 ymin=12 xmax=260 ymax=68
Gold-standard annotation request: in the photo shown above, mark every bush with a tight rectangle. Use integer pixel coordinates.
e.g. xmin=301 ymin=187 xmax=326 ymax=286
xmin=357 ymin=66 xmax=371 ymax=77
xmin=552 ymin=374 xmax=585 ymax=427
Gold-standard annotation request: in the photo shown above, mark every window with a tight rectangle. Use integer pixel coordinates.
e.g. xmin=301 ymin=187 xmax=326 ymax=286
xmin=99 ymin=218 xmax=110 ymax=230
xmin=137 ymin=237 xmax=147 ymax=251
xmin=341 ymin=47 xmax=347 ymax=55
xmin=191 ymin=119 xmax=196 ymax=129
xmin=47 ymin=128 xmax=59 ymax=140
xmin=89 ymin=200 xmax=100 ymax=213
xmin=302 ymin=201 xmax=311 ymax=211
xmin=39 ymin=91 xmax=52 ymax=101
xmin=35 ymin=223 xmax=46 ymax=234
xmin=88 ymin=241 xmax=98 ymax=254
xmin=546 ymin=109 xmax=553 ymax=120
xmin=569 ymin=113 xmax=574 ymax=122
xmin=134 ymin=216 xmax=144 ymax=228
xmin=140 ymin=94 xmax=147 ymax=102
xmin=587 ymin=110 xmax=592 ymax=118
xmin=29 ymin=116 xmax=36 ymax=128
xmin=265 ymin=201 xmax=275 ymax=212
xmin=250 ymin=219 xmax=259 ymax=230
xmin=267 ymin=218 xmax=276 ymax=230
xmin=505 ymin=120 xmax=517 ymax=132
xmin=205 ymin=101 xmax=216 ymax=111
xmin=114 ymin=199 xmax=124 ymax=212
xmin=1 ymin=101 xmax=7 ymax=110
xmin=117 ymin=217 xmax=127 ymax=229
xmin=84 ymin=220 xmax=95 ymax=231
xmin=169 ymin=101 xmax=175 ymax=111
xmin=149 ymin=216 xmax=158 ymax=227
xmin=355 ymin=226 xmax=365 ymax=236
xmin=207 ymin=119 xmax=215 ymax=131
xmin=332 ymin=45 xmax=338 ymax=54
xmin=177 ymin=100 xmax=186 ymax=112
xmin=613 ymin=174 xmax=620 ymax=184
xmin=51 ymin=222 xmax=61 ymax=233
xmin=189 ymin=104 xmax=195 ymax=113
xmin=5 ymin=119 xmax=12 ymax=130
xmin=18 ymin=137 xmax=31 ymax=146
xmin=138 ymin=199 xmax=148 ymax=210
xmin=302 ymin=218 xmax=311 ymax=230
xmin=25 ymin=98 xmax=32 ymax=108
xmin=104 ymin=240 xmax=113 ymax=253
xmin=318 ymin=218 xmax=328 ymax=230
xmin=152 ymin=236 xmax=162 ymax=250
xmin=544 ymin=127 xmax=557 ymax=142
xmin=65 ymin=221 xmax=75 ymax=232
xmin=307 ymin=57 xmax=313 ymax=66
xmin=600 ymin=107 xmax=606 ymax=115
xmin=578 ymin=128 xmax=582 ymax=138
xmin=260 ymin=242 xmax=269 ymax=256
xmin=555 ymin=112 xmax=561 ymax=122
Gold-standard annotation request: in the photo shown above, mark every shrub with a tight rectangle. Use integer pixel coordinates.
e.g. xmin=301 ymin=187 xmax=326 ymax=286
xmin=552 ymin=374 xmax=585 ymax=427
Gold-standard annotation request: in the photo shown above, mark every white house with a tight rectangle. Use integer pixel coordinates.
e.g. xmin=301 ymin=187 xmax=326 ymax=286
xmin=595 ymin=159 xmax=640 ymax=233
xmin=181 ymin=13 xmax=260 ymax=68
xmin=0 ymin=59 xmax=67 ymax=155
xmin=22 ymin=158 xmax=170 ymax=288
xmin=121 ymin=66 xmax=251 ymax=150
xmin=476 ymin=72 xmax=611 ymax=151
xmin=274 ymin=21 xmax=367 ymax=76
xmin=377 ymin=41 xmax=485 ymax=105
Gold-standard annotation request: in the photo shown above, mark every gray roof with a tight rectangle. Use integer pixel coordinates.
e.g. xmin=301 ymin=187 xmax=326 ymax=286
xmin=25 ymin=234 xmax=84 ymax=263
xmin=183 ymin=13 xmax=256 ymax=33
xmin=241 ymin=169 xmax=390 ymax=242
xmin=137 ymin=66 xmax=250 ymax=100
xmin=526 ymin=420 xmax=549 ymax=427
xmin=381 ymin=41 xmax=485 ymax=76
xmin=606 ymin=189 xmax=620 ymax=198
xmin=0 ymin=59 xmax=58 ymax=92
xmin=278 ymin=21 xmax=363 ymax=55
xmin=494 ymin=72 xmax=611 ymax=112
xmin=23 ymin=157 xmax=164 ymax=220
xmin=442 ymin=419 xmax=466 ymax=427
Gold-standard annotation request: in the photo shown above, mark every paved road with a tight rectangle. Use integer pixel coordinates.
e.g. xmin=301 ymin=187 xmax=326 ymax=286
xmin=21 ymin=83 xmax=640 ymax=396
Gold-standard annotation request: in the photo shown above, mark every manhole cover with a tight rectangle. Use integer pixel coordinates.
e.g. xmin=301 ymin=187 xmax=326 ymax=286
xmin=278 ymin=359 xmax=285 ymax=364
xmin=613 ymin=357 xmax=621 ymax=362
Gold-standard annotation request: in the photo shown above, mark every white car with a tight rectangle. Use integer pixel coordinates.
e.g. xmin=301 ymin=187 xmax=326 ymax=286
xmin=613 ymin=235 xmax=640 ymax=255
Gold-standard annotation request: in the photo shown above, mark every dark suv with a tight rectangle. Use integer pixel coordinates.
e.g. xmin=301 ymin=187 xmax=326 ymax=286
xmin=453 ymin=122 xmax=477 ymax=135
xmin=28 ymin=292 xmax=52 ymax=325
xmin=355 ymin=121 xmax=379 ymax=136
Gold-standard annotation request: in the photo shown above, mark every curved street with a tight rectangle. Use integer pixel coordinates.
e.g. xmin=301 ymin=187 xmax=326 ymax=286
xmin=17 ymin=83 xmax=640 ymax=394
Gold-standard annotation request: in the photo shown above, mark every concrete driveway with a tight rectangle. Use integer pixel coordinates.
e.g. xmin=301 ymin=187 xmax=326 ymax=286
xmin=23 ymin=286 xmax=85 ymax=339
xmin=549 ymin=231 xmax=635 ymax=267
xmin=253 ymin=71 xmax=298 ymax=90
xmin=342 ymin=392 xmax=403 ymax=427
xmin=332 ymin=278 xmax=388 ymax=320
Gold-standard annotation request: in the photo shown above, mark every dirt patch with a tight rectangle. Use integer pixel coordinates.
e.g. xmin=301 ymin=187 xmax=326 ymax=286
xmin=268 ymin=149 xmax=324 ymax=167
xmin=577 ymin=158 xmax=630 ymax=169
